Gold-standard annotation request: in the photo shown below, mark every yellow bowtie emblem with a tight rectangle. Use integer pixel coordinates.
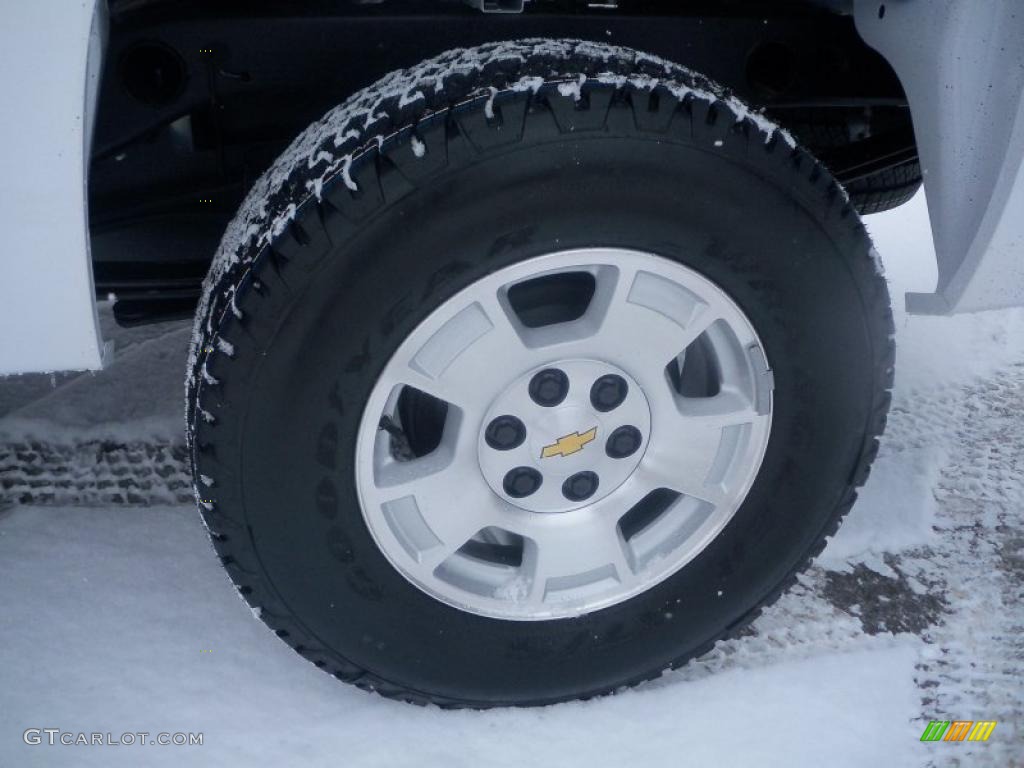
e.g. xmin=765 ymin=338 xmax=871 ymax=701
xmin=541 ymin=427 xmax=598 ymax=459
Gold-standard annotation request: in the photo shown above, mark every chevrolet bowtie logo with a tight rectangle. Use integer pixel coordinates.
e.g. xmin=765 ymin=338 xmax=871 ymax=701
xmin=541 ymin=427 xmax=598 ymax=459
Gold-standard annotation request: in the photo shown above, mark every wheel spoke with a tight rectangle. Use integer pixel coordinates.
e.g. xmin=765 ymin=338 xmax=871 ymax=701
xmin=673 ymin=389 xmax=761 ymax=427
xmin=389 ymin=292 xmax=534 ymax=419
xmin=395 ymin=292 xmax=536 ymax=417
xmin=633 ymin=449 xmax=726 ymax=508
xmin=520 ymin=512 xmax=635 ymax=605
xmin=556 ymin=265 xmax=723 ymax=375
xmin=614 ymin=265 xmax=721 ymax=354
xmin=639 ymin=385 xmax=766 ymax=506
xmin=375 ymin=452 xmax=509 ymax=570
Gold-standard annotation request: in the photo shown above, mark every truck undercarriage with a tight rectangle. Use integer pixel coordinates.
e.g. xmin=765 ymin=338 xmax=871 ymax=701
xmin=91 ymin=0 xmax=916 ymax=325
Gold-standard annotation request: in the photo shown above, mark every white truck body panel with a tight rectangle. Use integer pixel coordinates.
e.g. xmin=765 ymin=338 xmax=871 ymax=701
xmin=0 ymin=0 xmax=108 ymax=375
xmin=854 ymin=0 xmax=1024 ymax=314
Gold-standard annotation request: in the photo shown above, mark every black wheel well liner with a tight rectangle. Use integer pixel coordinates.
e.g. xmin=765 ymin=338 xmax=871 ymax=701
xmin=89 ymin=1 xmax=913 ymax=325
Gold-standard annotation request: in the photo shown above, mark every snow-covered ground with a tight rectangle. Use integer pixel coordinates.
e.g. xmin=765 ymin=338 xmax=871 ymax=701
xmin=1 ymin=193 xmax=1021 ymax=767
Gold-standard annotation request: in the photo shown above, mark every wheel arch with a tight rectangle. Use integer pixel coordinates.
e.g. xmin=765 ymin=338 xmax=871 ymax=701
xmin=853 ymin=0 xmax=1024 ymax=314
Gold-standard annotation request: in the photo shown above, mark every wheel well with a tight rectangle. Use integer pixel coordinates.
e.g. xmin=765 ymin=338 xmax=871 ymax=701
xmin=90 ymin=0 xmax=912 ymax=325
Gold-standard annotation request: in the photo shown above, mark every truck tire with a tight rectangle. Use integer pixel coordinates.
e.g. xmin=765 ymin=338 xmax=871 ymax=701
xmin=186 ymin=39 xmax=894 ymax=707
xmin=844 ymin=159 xmax=922 ymax=215
xmin=782 ymin=110 xmax=923 ymax=214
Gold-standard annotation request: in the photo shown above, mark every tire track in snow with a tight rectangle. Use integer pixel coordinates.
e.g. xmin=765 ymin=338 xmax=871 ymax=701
xmin=0 ymin=441 xmax=192 ymax=506
xmin=904 ymin=366 xmax=1024 ymax=765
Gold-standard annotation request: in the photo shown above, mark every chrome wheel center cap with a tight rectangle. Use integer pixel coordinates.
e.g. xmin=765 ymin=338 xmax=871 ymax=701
xmin=477 ymin=360 xmax=651 ymax=513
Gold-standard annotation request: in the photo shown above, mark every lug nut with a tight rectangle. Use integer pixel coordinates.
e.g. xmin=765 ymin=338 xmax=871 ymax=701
xmin=528 ymin=368 xmax=569 ymax=407
xmin=606 ymin=425 xmax=642 ymax=459
xmin=485 ymin=415 xmax=526 ymax=451
xmin=503 ymin=466 xmax=543 ymax=498
xmin=590 ymin=374 xmax=628 ymax=412
xmin=562 ymin=471 xmax=599 ymax=502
